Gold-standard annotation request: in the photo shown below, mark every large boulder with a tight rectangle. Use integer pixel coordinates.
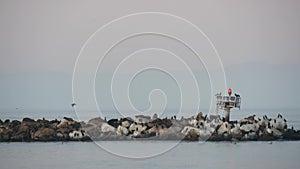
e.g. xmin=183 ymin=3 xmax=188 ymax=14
xmin=157 ymin=126 xmax=185 ymax=140
xmin=57 ymin=117 xmax=76 ymax=129
xmin=3 ymin=119 xmax=10 ymax=126
xmin=116 ymin=125 xmax=129 ymax=136
xmin=21 ymin=118 xmax=38 ymax=131
xmin=101 ymin=123 xmax=116 ymax=133
xmin=22 ymin=118 xmax=36 ymax=125
xmin=0 ymin=126 xmax=13 ymax=141
xmin=49 ymin=119 xmax=60 ymax=128
xmin=9 ymin=120 xmax=21 ymax=133
xmin=84 ymin=126 xmax=102 ymax=140
xmin=56 ymin=128 xmax=70 ymax=140
xmin=182 ymin=127 xmax=199 ymax=141
xmin=36 ymin=118 xmax=50 ymax=128
xmin=56 ymin=117 xmax=81 ymax=132
xmin=87 ymin=117 xmax=106 ymax=127
xmin=11 ymin=125 xmax=32 ymax=142
xmin=149 ymin=118 xmax=173 ymax=128
xmin=282 ymin=129 xmax=300 ymax=140
xmin=34 ymin=128 xmax=57 ymax=141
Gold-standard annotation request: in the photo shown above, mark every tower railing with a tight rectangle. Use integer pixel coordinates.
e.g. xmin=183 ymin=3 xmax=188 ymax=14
xmin=215 ymin=89 xmax=241 ymax=122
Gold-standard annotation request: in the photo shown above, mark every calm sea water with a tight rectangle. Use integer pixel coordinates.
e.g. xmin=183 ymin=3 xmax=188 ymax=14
xmin=0 ymin=141 xmax=299 ymax=169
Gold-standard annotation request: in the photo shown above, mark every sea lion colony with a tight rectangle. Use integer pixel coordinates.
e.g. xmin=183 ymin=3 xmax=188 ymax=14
xmin=0 ymin=113 xmax=299 ymax=142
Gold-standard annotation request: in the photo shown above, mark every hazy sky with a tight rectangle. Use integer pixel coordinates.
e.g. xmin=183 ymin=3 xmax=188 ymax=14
xmin=0 ymin=1 xmax=300 ymax=112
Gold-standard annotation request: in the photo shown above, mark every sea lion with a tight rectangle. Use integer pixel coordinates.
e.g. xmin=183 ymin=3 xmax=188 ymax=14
xmin=107 ymin=119 xmax=119 ymax=128
xmin=63 ymin=117 xmax=74 ymax=121
xmin=217 ymin=122 xmax=231 ymax=135
xmin=196 ymin=112 xmax=204 ymax=121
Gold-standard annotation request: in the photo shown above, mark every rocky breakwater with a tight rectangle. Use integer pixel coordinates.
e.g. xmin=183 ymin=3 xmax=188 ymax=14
xmin=1 ymin=113 xmax=300 ymax=142
xmin=0 ymin=117 xmax=90 ymax=142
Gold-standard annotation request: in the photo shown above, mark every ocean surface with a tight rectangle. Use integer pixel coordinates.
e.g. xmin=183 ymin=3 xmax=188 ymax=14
xmin=0 ymin=109 xmax=300 ymax=169
xmin=0 ymin=141 xmax=299 ymax=169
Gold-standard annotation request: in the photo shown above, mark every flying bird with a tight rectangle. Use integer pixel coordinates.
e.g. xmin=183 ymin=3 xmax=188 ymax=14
xmin=71 ymin=103 xmax=76 ymax=107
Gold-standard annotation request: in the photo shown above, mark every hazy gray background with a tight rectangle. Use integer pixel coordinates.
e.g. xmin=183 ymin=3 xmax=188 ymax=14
xmin=0 ymin=0 xmax=300 ymax=113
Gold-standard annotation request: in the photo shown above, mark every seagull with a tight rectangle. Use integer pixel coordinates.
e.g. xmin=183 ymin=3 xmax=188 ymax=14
xmin=71 ymin=103 xmax=76 ymax=107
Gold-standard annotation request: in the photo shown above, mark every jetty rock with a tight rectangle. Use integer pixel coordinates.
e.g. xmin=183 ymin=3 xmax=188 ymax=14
xmin=0 ymin=113 xmax=300 ymax=142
